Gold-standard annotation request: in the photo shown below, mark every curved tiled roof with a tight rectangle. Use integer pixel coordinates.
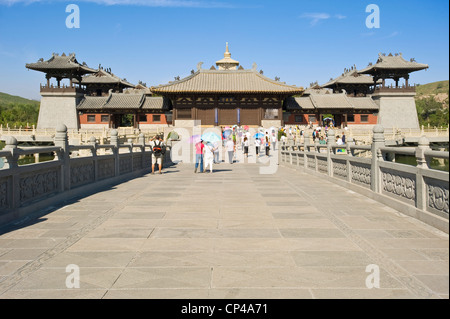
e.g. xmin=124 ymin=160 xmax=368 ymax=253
xmin=359 ymin=53 xmax=428 ymax=74
xmin=348 ymin=97 xmax=379 ymax=110
xmin=74 ymin=69 xmax=135 ymax=87
xmin=77 ymin=96 xmax=109 ymax=110
xmin=26 ymin=53 xmax=96 ymax=75
xmin=285 ymin=94 xmax=379 ymax=111
xmin=151 ymin=69 xmax=304 ymax=94
xmin=142 ymin=97 xmax=171 ymax=110
xmin=310 ymin=93 xmax=353 ymax=109
xmin=321 ymin=70 xmax=380 ymax=88
xmin=104 ymin=93 xmax=145 ymax=109
xmin=76 ymin=94 xmax=169 ymax=111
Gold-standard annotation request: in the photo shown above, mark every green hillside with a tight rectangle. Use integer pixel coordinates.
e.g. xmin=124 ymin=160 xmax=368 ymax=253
xmin=416 ymin=80 xmax=449 ymax=97
xmin=0 ymin=92 xmax=40 ymax=127
xmin=0 ymin=92 xmax=40 ymax=106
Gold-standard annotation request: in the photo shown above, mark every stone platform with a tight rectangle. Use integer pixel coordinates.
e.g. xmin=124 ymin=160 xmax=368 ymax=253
xmin=0 ymin=161 xmax=448 ymax=299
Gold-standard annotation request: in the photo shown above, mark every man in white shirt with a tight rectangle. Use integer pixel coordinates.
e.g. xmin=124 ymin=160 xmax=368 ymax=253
xmin=271 ymin=132 xmax=277 ymax=151
xmin=255 ymin=137 xmax=261 ymax=156
xmin=204 ymin=143 xmax=215 ymax=173
xmin=226 ymin=138 xmax=235 ymax=164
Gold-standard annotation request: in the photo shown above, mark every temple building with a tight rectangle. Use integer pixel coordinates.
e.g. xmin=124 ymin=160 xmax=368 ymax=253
xmin=283 ymin=92 xmax=379 ymax=127
xmin=358 ymin=53 xmax=429 ymax=89
xmin=26 ymin=53 xmax=97 ymax=129
xmin=26 ymin=53 xmax=170 ymax=130
xmin=320 ymin=67 xmax=381 ymax=96
xmin=150 ymin=43 xmax=304 ymax=127
xmin=358 ymin=53 xmax=429 ymax=129
xmin=73 ymin=68 xmax=135 ymax=96
xmin=76 ymin=92 xmax=171 ymax=129
xmin=26 ymin=49 xmax=429 ymax=130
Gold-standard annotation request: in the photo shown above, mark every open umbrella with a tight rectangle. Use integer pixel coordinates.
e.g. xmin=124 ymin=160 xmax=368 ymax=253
xmin=201 ymin=132 xmax=221 ymax=143
xmin=254 ymin=132 xmax=264 ymax=139
xmin=244 ymin=125 xmax=249 ymax=130
xmin=223 ymin=129 xmax=232 ymax=139
xmin=189 ymin=134 xmax=202 ymax=144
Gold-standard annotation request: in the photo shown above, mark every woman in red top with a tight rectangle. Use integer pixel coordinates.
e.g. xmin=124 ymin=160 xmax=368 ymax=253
xmin=194 ymin=140 xmax=205 ymax=173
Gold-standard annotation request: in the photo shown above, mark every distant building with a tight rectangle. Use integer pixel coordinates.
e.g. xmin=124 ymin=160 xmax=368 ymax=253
xmin=151 ymin=43 xmax=304 ymax=127
xmin=358 ymin=53 xmax=428 ymax=129
xmin=26 ymin=50 xmax=428 ymax=130
xmin=26 ymin=53 xmax=170 ymax=129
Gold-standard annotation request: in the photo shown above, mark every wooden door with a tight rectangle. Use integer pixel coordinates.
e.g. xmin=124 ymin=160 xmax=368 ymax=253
xmin=219 ymin=108 xmax=237 ymax=125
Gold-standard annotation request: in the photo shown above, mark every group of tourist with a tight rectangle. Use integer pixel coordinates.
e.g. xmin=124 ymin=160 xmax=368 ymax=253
xmin=192 ymin=126 xmax=279 ymax=173
xmin=150 ymin=124 xmax=350 ymax=174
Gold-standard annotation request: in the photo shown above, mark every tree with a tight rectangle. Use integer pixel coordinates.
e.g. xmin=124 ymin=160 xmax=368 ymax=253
xmin=416 ymin=96 xmax=449 ymax=127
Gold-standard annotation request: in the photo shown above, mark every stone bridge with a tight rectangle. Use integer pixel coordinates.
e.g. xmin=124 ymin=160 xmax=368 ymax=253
xmin=0 ymin=125 xmax=448 ymax=299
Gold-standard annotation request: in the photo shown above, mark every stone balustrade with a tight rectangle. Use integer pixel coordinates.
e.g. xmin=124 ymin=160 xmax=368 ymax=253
xmin=280 ymin=125 xmax=449 ymax=234
xmin=0 ymin=124 xmax=170 ymax=226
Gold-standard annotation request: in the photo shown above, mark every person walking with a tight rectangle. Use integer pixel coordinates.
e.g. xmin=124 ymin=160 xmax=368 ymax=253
xmin=265 ymin=136 xmax=270 ymax=156
xmin=271 ymin=131 xmax=277 ymax=151
xmin=255 ymin=137 xmax=261 ymax=156
xmin=150 ymin=135 xmax=165 ymax=174
xmin=204 ymin=142 xmax=215 ymax=173
xmin=213 ymin=140 xmax=220 ymax=164
xmin=194 ymin=140 xmax=205 ymax=173
xmin=243 ymin=136 xmax=249 ymax=158
xmin=226 ymin=137 xmax=235 ymax=164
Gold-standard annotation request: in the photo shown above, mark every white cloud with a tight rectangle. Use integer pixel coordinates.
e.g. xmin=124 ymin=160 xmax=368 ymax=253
xmin=384 ymin=31 xmax=400 ymax=39
xmin=300 ymin=13 xmax=331 ymax=26
xmin=300 ymin=12 xmax=346 ymax=26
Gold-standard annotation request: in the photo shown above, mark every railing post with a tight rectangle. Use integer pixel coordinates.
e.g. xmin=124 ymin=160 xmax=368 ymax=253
xmin=346 ymin=139 xmax=355 ymax=182
xmin=4 ymin=137 xmax=20 ymax=210
xmin=110 ymin=129 xmax=120 ymax=177
xmin=289 ymin=140 xmax=293 ymax=165
xmin=371 ymin=125 xmax=385 ymax=193
xmin=54 ymin=124 xmax=70 ymax=191
xmin=326 ymin=129 xmax=335 ymax=176
xmin=415 ymin=136 xmax=431 ymax=211
xmin=138 ymin=133 xmax=146 ymax=169
xmin=303 ymin=132 xmax=309 ymax=169
xmin=89 ymin=137 xmax=98 ymax=181
xmin=127 ymin=138 xmax=134 ymax=172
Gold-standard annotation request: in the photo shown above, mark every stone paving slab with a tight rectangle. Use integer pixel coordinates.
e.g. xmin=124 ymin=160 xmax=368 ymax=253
xmin=0 ymin=161 xmax=448 ymax=299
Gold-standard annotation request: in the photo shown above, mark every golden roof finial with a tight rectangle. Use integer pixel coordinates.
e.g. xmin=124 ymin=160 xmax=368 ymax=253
xmin=224 ymin=42 xmax=231 ymax=58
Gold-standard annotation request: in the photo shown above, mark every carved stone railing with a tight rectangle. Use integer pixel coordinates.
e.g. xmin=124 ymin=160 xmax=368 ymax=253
xmin=280 ymin=126 xmax=449 ymax=234
xmin=373 ymin=85 xmax=416 ymax=93
xmin=0 ymin=125 xmax=168 ymax=226
xmin=40 ymin=84 xmax=85 ymax=94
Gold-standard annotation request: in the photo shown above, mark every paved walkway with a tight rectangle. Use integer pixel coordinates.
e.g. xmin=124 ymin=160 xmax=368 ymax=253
xmin=0 ymin=160 xmax=448 ymax=299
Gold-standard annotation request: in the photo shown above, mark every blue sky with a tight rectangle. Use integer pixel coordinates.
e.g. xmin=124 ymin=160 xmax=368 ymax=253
xmin=0 ymin=0 xmax=448 ymax=100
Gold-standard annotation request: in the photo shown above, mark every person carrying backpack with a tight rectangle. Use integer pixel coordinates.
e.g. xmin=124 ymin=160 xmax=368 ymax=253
xmin=151 ymin=135 xmax=165 ymax=174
